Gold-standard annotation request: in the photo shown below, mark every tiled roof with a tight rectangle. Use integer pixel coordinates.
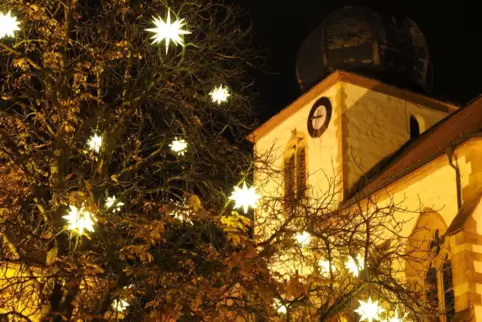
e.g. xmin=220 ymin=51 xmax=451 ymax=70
xmin=351 ymin=96 xmax=482 ymax=198
xmin=446 ymin=194 xmax=482 ymax=235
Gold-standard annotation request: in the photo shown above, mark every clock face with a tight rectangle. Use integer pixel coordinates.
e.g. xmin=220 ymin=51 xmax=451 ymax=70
xmin=307 ymin=97 xmax=332 ymax=137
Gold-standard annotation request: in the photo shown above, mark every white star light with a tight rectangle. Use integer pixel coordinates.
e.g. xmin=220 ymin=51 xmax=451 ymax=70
xmin=345 ymin=254 xmax=365 ymax=277
xmin=385 ymin=310 xmax=407 ymax=322
xmin=63 ymin=205 xmax=97 ymax=236
xmin=112 ymin=299 xmax=129 ymax=313
xmin=0 ymin=11 xmax=20 ymax=39
xmin=170 ymin=199 xmax=192 ymax=223
xmin=229 ymin=182 xmax=261 ymax=213
xmin=146 ymin=9 xmax=191 ymax=53
xmin=105 ymin=195 xmax=124 ymax=213
xmin=209 ymin=85 xmax=230 ymax=105
xmin=87 ymin=133 xmax=102 ymax=153
xmin=319 ymin=259 xmax=336 ymax=277
xmin=169 ymin=137 xmax=188 ymax=155
xmin=294 ymin=231 xmax=312 ymax=246
xmin=274 ymin=298 xmax=287 ymax=314
xmin=355 ymin=298 xmax=385 ymax=322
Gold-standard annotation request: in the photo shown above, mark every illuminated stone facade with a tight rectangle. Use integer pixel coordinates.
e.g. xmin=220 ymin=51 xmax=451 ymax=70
xmin=249 ymin=70 xmax=482 ymax=321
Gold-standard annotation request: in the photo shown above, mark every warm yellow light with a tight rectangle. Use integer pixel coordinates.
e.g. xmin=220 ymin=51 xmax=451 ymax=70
xmin=105 ymin=195 xmax=124 ymax=213
xmin=355 ymin=298 xmax=385 ymax=322
xmin=112 ymin=299 xmax=129 ymax=313
xmin=170 ymin=199 xmax=192 ymax=223
xmin=274 ymin=298 xmax=287 ymax=314
xmin=229 ymin=182 xmax=261 ymax=213
xmin=319 ymin=259 xmax=336 ymax=277
xmin=0 ymin=11 xmax=20 ymax=39
xmin=169 ymin=137 xmax=188 ymax=155
xmin=209 ymin=85 xmax=230 ymax=104
xmin=385 ymin=310 xmax=407 ymax=322
xmin=294 ymin=231 xmax=311 ymax=246
xmin=345 ymin=254 xmax=364 ymax=277
xmin=63 ymin=205 xmax=97 ymax=236
xmin=87 ymin=133 xmax=102 ymax=153
xmin=146 ymin=9 xmax=191 ymax=53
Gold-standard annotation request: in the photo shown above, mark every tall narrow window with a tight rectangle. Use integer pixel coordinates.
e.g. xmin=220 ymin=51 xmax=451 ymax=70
xmin=283 ymin=135 xmax=308 ymax=208
xmin=410 ymin=115 xmax=421 ymax=139
xmin=296 ymin=146 xmax=307 ymax=199
xmin=284 ymin=154 xmax=296 ymax=200
xmin=442 ymin=258 xmax=455 ymax=321
xmin=425 ymin=266 xmax=439 ymax=309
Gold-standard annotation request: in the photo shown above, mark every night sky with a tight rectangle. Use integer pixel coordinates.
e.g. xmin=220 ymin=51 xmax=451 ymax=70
xmin=244 ymin=0 xmax=482 ymax=121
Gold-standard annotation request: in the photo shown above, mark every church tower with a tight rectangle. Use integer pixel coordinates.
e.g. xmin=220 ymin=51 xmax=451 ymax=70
xmin=249 ymin=6 xmax=458 ymax=201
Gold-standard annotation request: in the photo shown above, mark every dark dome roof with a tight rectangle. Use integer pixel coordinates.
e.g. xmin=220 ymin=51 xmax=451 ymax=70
xmin=296 ymin=6 xmax=433 ymax=93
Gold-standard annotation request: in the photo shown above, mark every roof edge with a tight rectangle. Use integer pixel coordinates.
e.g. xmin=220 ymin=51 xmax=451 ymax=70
xmin=247 ymin=70 xmax=459 ymax=143
xmin=247 ymin=71 xmax=342 ymax=143
xmin=344 ymin=134 xmax=482 ymax=207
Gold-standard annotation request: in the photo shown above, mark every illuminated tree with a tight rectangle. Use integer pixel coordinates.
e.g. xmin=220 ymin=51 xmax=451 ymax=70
xmin=0 ymin=0 xmax=260 ymax=320
xmin=250 ymin=156 xmax=451 ymax=322
xmin=0 ymin=1 xmax=452 ymax=322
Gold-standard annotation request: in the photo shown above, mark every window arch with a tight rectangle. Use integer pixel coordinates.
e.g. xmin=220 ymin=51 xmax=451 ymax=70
xmin=425 ymin=263 xmax=439 ymax=309
xmin=283 ymin=134 xmax=308 ymax=205
xmin=406 ymin=209 xmax=452 ymax=319
xmin=442 ymin=254 xmax=455 ymax=321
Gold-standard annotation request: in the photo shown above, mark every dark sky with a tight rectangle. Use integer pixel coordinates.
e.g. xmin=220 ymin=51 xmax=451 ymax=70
xmin=244 ymin=0 xmax=482 ymax=120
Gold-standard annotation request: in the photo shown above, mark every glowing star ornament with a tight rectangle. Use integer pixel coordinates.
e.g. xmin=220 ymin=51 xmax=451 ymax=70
xmin=345 ymin=254 xmax=365 ymax=277
xmin=169 ymin=198 xmax=193 ymax=223
xmin=209 ymin=85 xmax=230 ymax=105
xmin=319 ymin=259 xmax=336 ymax=277
xmin=169 ymin=137 xmax=188 ymax=155
xmin=229 ymin=182 xmax=261 ymax=213
xmin=146 ymin=9 xmax=191 ymax=53
xmin=63 ymin=205 xmax=97 ymax=236
xmin=0 ymin=11 xmax=20 ymax=39
xmin=105 ymin=195 xmax=124 ymax=213
xmin=294 ymin=231 xmax=312 ymax=246
xmin=385 ymin=310 xmax=407 ymax=322
xmin=274 ymin=298 xmax=287 ymax=314
xmin=112 ymin=299 xmax=129 ymax=313
xmin=355 ymin=298 xmax=385 ymax=322
xmin=87 ymin=133 xmax=102 ymax=153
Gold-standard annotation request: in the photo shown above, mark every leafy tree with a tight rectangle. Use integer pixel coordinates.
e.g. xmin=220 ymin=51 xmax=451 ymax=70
xmin=251 ymin=152 xmax=455 ymax=321
xmin=0 ymin=1 xmax=454 ymax=322
xmin=0 ymin=0 xmax=262 ymax=321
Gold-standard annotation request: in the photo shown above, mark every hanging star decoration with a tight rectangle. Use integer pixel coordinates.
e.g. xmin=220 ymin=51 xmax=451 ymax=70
xmin=345 ymin=254 xmax=365 ymax=277
xmin=63 ymin=205 xmax=97 ymax=236
xmin=105 ymin=195 xmax=124 ymax=213
xmin=0 ymin=11 xmax=20 ymax=39
xmin=87 ymin=133 xmax=102 ymax=153
xmin=112 ymin=299 xmax=130 ymax=313
xmin=294 ymin=231 xmax=311 ymax=246
xmin=146 ymin=9 xmax=191 ymax=53
xmin=229 ymin=182 xmax=261 ymax=213
xmin=170 ymin=198 xmax=193 ymax=223
xmin=385 ymin=309 xmax=407 ymax=322
xmin=209 ymin=84 xmax=230 ymax=105
xmin=274 ymin=298 xmax=287 ymax=314
xmin=355 ymin=298 xmax=385 ymax=322
xmin=319 ymin=259 xmax=336 ymax=277
xmin=169 ymin=137 xmax=188 ymax=155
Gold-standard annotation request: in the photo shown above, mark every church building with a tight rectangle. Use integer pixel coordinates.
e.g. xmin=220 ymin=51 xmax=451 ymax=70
xmin=249 ymin=6 xmax=482 ymax=321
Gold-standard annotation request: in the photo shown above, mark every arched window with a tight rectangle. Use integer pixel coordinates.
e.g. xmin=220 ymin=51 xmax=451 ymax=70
xmin=442 ymin=256 xmax=455 ymax=321
xmin=283 ymin=135 xmax=308 ymax=206
xmin=296 ymin=143 xmax=307 ymax=199
xmin=409 ymin=115 xmax=421 ymax=139
xmin=284 ymin=153 xmax=296 ymax=200
xmin=425 ymin=264 xmax=439 ymax=308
